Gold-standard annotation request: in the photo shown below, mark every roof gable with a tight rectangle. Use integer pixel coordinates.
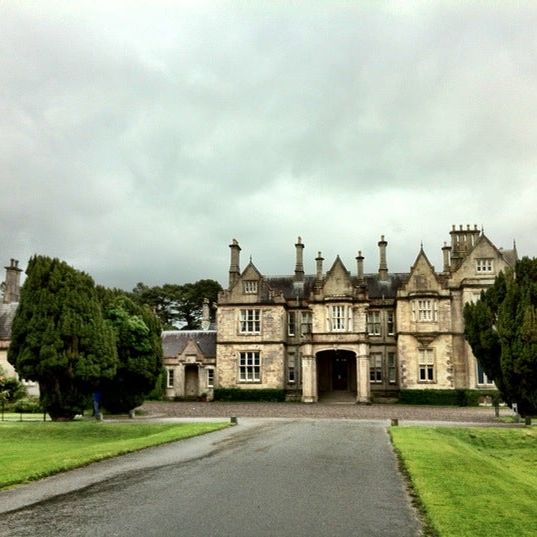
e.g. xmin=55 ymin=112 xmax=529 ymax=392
xmin=322 ymin=256 xmax=354 ymax=297
xmin=403 ymin=248 xmax=441 ymax=292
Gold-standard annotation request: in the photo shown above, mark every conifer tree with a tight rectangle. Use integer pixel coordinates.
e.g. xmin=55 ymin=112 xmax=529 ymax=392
xmin=97 ymin=288 xmax=163 ymax=413
xmin=8 ymin=256 xmax=117 ymax=420
xmin=464 ymin=257 xmax=537 ymax=417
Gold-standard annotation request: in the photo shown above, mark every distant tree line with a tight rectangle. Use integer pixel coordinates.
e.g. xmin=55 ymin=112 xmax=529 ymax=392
xmin=464 ymin=257 xmax=537 ymax=418
xmin=130 ymin=279 xmax=222 ymax=330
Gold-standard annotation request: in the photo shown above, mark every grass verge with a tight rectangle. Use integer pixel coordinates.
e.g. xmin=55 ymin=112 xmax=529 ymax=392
xmin=0 ymin=421 xmax=229 ymax=490
xmin=390 ymin=427 xmax=537 ymax=537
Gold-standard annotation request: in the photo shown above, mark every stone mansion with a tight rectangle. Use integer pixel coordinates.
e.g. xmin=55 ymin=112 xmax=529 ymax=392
xmin=163 ymin=225 xmax=517 ymax=403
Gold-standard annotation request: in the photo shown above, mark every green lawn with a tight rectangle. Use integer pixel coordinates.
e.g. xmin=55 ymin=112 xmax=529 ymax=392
xmin=0 ymin=421 xmax=229 ymax=490
xmin=391 ymin=427 xmax=537 ymax=537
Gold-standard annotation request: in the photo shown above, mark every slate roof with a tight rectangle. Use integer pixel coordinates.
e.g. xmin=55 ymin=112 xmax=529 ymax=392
xmin=264 ymin=273 xmax=409 ymax=300
xmin=161 ymin=330 xmax=216 ymax=358
xmin=0 ymin=302 xmax=18 ymax=340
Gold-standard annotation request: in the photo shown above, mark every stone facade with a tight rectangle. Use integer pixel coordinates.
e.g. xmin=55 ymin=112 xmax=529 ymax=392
xmin=0 ymin=259 xmax=39 ymax=396
xmin=216 ymin=226 xmax=517 ymax=403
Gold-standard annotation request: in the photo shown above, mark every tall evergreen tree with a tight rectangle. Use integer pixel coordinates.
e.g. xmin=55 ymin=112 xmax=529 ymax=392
xmin=464 ymin=257 xmax=537 ymax=417
xmin=8 ymin=256 xmax=117 ymax=420
xmin=97 ymin=288 xmax=163 ymax=413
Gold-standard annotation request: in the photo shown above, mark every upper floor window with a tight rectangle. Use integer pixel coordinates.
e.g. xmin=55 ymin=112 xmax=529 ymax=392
xmin=288 ymin=311 xmax=296 ymax=336
xmin=418 ymin=349 xmax=435 ymax=382
xmin=476 ymin=259 xmax=494 ymax=273
xmin=240 ymin=309 xmax=261 ymax=334
xmin=331 ymin=305 xmax=346 ymax=331
xmin=243 ymin=280 xmax=258 ymax=294
xmin=367 ymin=311 xmax=381 ymax=336
xmin=412 ymin=299 xmax=438 ymax=322
xmin=387 ymin=311 xmax=395 ymax=336
xmin=301 ymin=311 xmax=312 ymax=335
xmin=239 ymin=351 xmax=260 ymax=382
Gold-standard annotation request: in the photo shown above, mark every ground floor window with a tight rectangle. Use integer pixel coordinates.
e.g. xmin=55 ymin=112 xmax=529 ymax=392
xmin=418 ymin=349 xmax=435 ymax=382
xmin=387 ymin=352 xmax=397 ymax=384
xmin=239 ymin=351 xmax=260 ymax=382
xmin=207 ymin=368 xmax=215 ymax=388
xmin=166 ymin=368 xmax=175 ymax=388
xmin=477 ymin=363 xmax=493 ymax=386
xmin=369 ymin=353 xmax=383 ymax=383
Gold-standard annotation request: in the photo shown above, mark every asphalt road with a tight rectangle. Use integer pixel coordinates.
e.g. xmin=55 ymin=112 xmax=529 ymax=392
xmin=0 ymin=419 xmax=420 ymax=537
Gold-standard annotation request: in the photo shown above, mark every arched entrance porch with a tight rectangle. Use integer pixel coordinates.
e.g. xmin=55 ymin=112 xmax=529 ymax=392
xmin=316 ymin=349 xmax=357 ymax=402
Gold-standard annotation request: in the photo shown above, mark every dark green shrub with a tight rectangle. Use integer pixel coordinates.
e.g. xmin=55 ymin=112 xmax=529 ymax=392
xmin=398 ymin=389 xmax=500 ymax=406
xmin=13 ymin=397 xmax=43 ymax=414
xmin=213 ymin=388 xmax=285 ymax=402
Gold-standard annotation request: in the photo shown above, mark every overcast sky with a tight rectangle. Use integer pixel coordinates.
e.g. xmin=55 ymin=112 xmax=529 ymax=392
xmin=1 ymin=1 xmax=536 ymax=290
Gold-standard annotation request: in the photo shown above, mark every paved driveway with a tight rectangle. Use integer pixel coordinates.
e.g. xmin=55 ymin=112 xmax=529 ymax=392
xmin=0 ymin=419 xmax=420 ymax=537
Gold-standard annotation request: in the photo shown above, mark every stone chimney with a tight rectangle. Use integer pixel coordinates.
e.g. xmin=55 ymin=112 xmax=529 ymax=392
xmin=449 ymin=224 xmax=480 ymax=270
xmin=228 ymin=239 xmax=241 ymax=289
xmin=442 ymin=242 xmax=452 ymax=273
xmin=294 ymin=236 xmax=305 ymax=282
xmin=356 ymin=251 xmax=364 ymax=282
xmin=4 ymin=259 xmax=22 ymax=304
xmin=201 ymin=298 xmax=210 ymax=331
xmin=378 ymin=236 xmax=388 ymax=281
xmin=315 ymin=252 xmax=324 ymax=281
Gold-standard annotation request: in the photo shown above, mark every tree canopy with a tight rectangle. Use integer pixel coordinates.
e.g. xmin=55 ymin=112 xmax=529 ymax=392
xmin=464 ymin=257 xmax=537 ymax=417
xmin=97 ymin=287 xmax=163 ymax=413
xmin=8 ymin=256 xmax=117 ymax=420
xmin=131 ymin=279 xmax=222 ymax=329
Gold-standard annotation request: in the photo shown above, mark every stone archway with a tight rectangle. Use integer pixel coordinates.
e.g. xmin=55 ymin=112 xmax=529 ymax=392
xmin=316 ymin=349 xmax=357 ymax=402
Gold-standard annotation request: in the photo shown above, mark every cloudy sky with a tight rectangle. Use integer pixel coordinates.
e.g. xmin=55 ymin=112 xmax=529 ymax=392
xmin=1 ymin=1 xmax=536 ymax=290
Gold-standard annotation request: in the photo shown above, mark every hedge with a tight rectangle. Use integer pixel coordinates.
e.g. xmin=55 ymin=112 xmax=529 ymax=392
xmin=398 ymin=389 xmax=501 ymax=406
xmin=213 ymin=388 xmax=286 ymax=402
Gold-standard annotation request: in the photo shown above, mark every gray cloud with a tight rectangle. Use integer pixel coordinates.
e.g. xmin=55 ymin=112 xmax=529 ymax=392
xmin=1 ymin=1 xmax=536 ymax=289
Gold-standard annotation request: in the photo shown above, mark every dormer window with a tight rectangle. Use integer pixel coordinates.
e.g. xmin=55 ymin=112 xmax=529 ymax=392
xmin=243 ymin=280 xmax=258 ymax=294
xmin=476 ymin=259 xmax=494 ymax=273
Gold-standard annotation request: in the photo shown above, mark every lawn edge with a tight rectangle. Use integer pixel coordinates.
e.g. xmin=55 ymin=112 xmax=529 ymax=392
xmin=0 ymin=421 xmax=230 ymax=491
xmin=389 ymin=428 xmax=439 ymax=537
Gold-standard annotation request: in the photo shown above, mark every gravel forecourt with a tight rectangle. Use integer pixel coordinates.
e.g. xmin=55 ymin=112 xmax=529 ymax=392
xmin=140 ymin=400 xmax=515 ymax=424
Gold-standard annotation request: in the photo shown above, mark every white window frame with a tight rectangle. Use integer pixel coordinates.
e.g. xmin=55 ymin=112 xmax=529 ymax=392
xmin=476 ymin=363 xmax=494 ymax=386
xmin=240 ymin=309 xmax=261 ymax=334
xmin=418 ymin=349 xmax=435 ymax=382
xmin=367 ymin=311 xmax=381 ymax=336
xmin=387 ymin=311 xmax=395 ymax=336
xmin=243 ymin=280 xmax=258 ymax=294
xmin=239 ymin=351 xmax=261 ymax=382
xmin=166 ymin=368 xmax=175 ymax=389
xmin=288 ymin=311 xmax=296 ymax=336
xmin=207 ymin=368 xmax=215 ymax=388
xmin=412 ymin=299 xmax=438 ymax=322
xmin=476 ymin=258 xmax=494 ymax=273
xmin=331 ymin=305 xmax=346 ymax=332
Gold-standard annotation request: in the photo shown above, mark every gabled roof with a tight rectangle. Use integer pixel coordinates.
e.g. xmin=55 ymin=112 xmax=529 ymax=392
xmin=161 ymin=330 xmax=216 ymax=358
xmin=453 ymin=233 xmax=517 ymax=276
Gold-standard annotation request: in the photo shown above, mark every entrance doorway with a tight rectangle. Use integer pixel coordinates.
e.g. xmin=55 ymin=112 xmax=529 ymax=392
xmin=316 ymin=350 xmax=356 ymax=401
xmin=184 ymin=364 xmax=199 ymax=399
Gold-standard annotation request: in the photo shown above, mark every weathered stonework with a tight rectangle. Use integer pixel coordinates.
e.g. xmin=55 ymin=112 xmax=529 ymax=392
xmin=216 ymin=226 xmax=518 ymax=402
